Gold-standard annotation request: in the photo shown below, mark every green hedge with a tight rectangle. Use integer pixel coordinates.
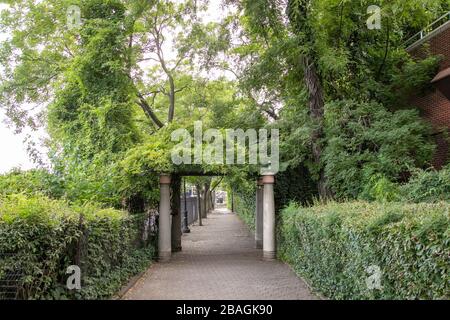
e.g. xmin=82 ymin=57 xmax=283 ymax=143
xmin=232 ymin=184 xmax=256 ymax=231
xmin=0 ymin=194 xmax=155 ymax=299
xmin=360 ymin=166 xmax=450 ymax=203
xmin=278 ymin=201 xmax=450 ymax=299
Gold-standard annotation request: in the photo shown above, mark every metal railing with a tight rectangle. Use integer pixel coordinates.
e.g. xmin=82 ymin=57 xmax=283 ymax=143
xmin=404 ymin=11 xmax=450 ymax=50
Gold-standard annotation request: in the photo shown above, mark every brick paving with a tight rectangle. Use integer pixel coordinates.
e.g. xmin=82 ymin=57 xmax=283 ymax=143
xmin=123 ymin=208 xmax=317 ymax=300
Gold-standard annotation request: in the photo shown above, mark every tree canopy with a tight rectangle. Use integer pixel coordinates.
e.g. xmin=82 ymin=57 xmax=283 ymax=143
xmin=0 ymin=0 xmax=448 ymax=205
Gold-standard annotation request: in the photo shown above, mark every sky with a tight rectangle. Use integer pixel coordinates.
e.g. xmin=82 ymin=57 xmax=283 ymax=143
xmin=0 ymin=3 xmax=37 ymax=173
xmin=0 ymin=1 xmax=228 ymax=174
xmin=0 ymin=114 xmax=37 ymax=173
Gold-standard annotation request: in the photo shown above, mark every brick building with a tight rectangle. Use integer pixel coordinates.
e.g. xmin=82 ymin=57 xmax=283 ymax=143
xmin=407 ymin=13 xmax=450 ymax=169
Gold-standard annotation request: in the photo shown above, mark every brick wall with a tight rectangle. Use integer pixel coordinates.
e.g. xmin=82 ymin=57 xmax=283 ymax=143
xmin=409 ymin=23 xmax=450 ymax=70
xmin=408 ymin=23 xmax=450 ymax=169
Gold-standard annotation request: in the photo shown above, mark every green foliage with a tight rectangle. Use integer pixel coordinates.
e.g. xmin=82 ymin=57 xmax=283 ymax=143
xmin=360 ymin=174 xmax=401 ymax=202
xmin=224 ymin=169 xmax=257 ymax=228
xmin=41 ymin=0 xmax=149 ymax=208
xmin=400 ymin=166 xmax=450 ymax=203
xmin=290 ymin=0 xmax=446 ymax=102
xmin=360 ymin=166 xmax=450 ymax=203
xmin=0 ymin=169 xmax=64 ymax=199
xmin=0 ymin=194 xmax=154 ymax=299
xmin=0 ymin=0 xmax=76 ymax=131
xmin=274 ymin=165 xmax=318 ymax=212
xmin=278 ymin=201 xmax=450 ymax=299
xmin=232 ymin=181 xmax=256 ymax=231
xmin=226 ymin=0 xmax=447 ymax=198
xmin=231 ymin=164 xmax=317 ymax=232
xmin=276 ymin=92 xmax=314 ymax=170
xmin=234 ymin=0 xmax=447 ymax=107
xmin=47 ymin=0 xmax=141 ymax=159
xmin=324 ymin=100 xmax=434 ymax=199
xmin=380 ymin=56 xmax=441 ymax=109
xmin=58 ymin=158 xmax=124 ymax=206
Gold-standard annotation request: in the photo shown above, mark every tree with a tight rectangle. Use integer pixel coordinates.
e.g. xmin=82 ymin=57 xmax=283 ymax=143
xmin=1 ymin=0 xmax=447 ymax=206
xmin=44 ymin=0 xmax=143 ymax=205
xmin=128 ymin=0 xmax=205 ymax=127
xmin=218 ymin=0 xmax=446 ymax=198
xmin=0 ymin=0 xmax=207 ymax=132
xmin=0 ymin=0 xmax=231 ymax=206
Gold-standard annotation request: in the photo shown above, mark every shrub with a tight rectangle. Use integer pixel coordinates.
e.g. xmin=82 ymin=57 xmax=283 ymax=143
xmin=278 ymin=201 xmax=450 ymax=299
xmin=323 ymin=100 xmax=434 ymax=199
xmin=360 ymin=174 xmax=400 ymax=202
xmin=231 ymin=165 xmax=317 ymax=229
xmin=229 ymin=175 xmax=256 ymax=230
xmin=274 ymin=165 xmax=317 ymax=212
xmin=400 ymin=166 xmax=450 ymax=203
xmin=0 ymin=194 xmax=154 ymax=299
xmin=0 ymin=169 xmax=64 ymax=199
xmin=233 ymin=187 xmax=256 ymax=231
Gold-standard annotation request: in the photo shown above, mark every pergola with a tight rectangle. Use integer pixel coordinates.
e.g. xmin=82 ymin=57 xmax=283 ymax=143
xmin=157 ymin=171 xmax=277 ymax=262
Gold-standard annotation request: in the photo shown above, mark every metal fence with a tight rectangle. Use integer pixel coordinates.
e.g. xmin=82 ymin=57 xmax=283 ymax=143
xmin=180 ymin=195 xmax=199 ymax=228
xmin=0 ymin=253 xmax=24 ymax=300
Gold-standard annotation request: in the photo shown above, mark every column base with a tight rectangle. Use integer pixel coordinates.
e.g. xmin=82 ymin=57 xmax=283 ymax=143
xmin=263 ymin=251 xmax=276 ymax=261
xmin=158 ymin=251 xmax=171 ymax=262
xmin=172 ymin=246 xmax=182 ymax=253
xmin=255 ymin=239 xmax=263 ymax=249
xmin=183 ymin=227 xmax=191 ymax=233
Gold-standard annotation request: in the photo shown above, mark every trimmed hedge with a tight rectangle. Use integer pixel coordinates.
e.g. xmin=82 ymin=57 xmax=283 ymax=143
xmin=278 ymin=201 xmax=450 ymax=299
xmin=233 ymin=186 xmax=256 ymax=231
xmin=0 ymin=194 xmax=155 ymax=299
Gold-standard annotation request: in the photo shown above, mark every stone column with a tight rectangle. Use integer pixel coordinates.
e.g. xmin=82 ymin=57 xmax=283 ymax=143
xmin=158 ymin=174 xmax=172 ymax=262
xmin=255 ymin=178 xmax=264 ymax=249
xmin=262 ymin=174 xmax=276 ymax=260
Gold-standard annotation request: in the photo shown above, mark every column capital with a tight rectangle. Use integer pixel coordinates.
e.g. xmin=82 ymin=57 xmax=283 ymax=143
xmin=257 ymin=177 xmax=264 ymax=186
xmin=160 ymin=174 xmax=171 ymax=185
xmin=261 ymin=174 xmax=275 ymax=184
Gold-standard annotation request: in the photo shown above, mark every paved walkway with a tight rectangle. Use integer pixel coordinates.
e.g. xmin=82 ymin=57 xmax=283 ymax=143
xmin=123 ymin=208 xmax=317 ymax=300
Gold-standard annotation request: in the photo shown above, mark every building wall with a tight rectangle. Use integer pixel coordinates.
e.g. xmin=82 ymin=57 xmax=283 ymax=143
xmin=408 ymin=23 xmax=450 ymax=168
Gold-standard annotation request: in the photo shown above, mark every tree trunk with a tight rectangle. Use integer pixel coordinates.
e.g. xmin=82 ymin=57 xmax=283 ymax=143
xmin=302 ymin=56 xmax=332 ymax=199
xmin=202 ymin=182 xmax=210 ymax=219
xmin=195 ymin=184 xmax=203 ymax=226
xmin=210 ymin=191 xmax=215 ymax=210
xmin=170 ymin=175 xmax=182 ymax=252
xmin=168 ymin=76 xmax=175 ymax=122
